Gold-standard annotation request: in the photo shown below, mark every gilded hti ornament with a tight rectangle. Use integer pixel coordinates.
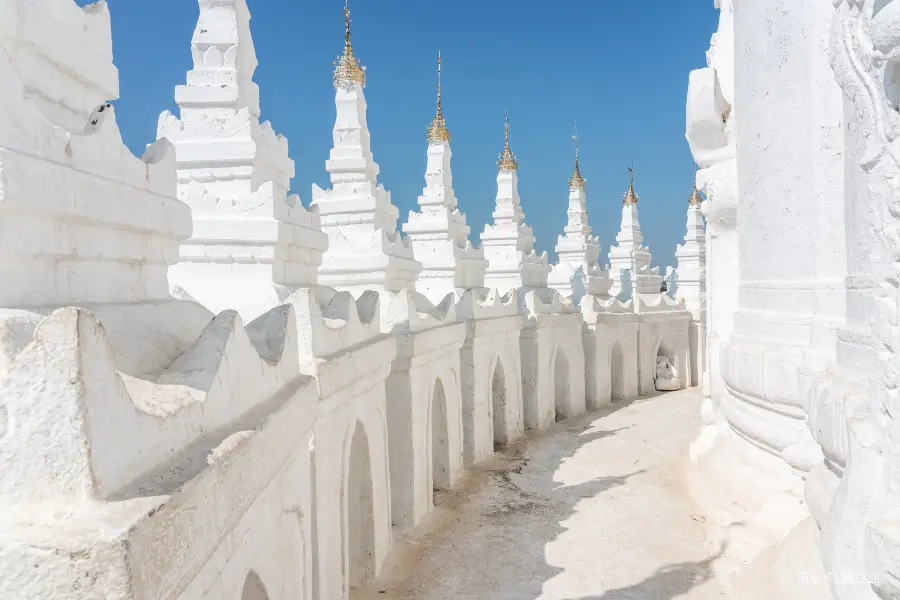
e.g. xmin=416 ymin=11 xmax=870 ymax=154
xmin=688 ymin=184 xmax=703 ymax=207
xmin=333 ymin=0 xmax=366 ymax=90
xmin=498 ymin=112 xmax=519 ymax=172
xmin=569 ymin=125 xmax=585 ymax=190
xmin=623 ymin=165 xmax=639 ymax=205
xmin=426 ymin=52 xmax=451 ymax=144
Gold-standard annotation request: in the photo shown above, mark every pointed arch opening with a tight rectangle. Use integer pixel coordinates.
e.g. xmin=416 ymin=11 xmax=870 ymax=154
xmin=345 ymin=422 xmax=375 ymax=589
xmin=241 ymin=571 xmax=270 ymax=600
xmin=610 ymin=341 xmax=626 ymax=402
xmin=654 ymin=337 xmax=682 ymax=392
xmin=431 ymin=378 xmax=451 ymax=494
xmin=553 ymin=348 xmax=571 ymax=422
xmin=491 ymin=358 xmax=509 ymax=447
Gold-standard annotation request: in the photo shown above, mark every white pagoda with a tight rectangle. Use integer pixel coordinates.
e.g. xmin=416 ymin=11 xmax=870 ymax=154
xmin=158 ymin=0 xmax=327 ymax=320
xmin=403 ymin=54 xmax=487 ymax=304
xmin=548 ymin=131 xmax=601 ymax=302
xmin=481 ymin=114 xmax=551 ymax=294
xmin=311 ymin=2 xmax=421 ymax=296
xmin=608 ymin=168 xmax=662 ymax=299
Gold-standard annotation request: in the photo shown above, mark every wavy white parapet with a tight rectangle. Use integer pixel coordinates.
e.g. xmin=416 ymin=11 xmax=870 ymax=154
xmin=636 ymin=293 xmax=687 ymax=313
xmin=0 ymin=305 xmax=307 ymax=505
xmin=323 ymin=227 xmax=416 ymax=261
xmin=284 ymin=286 xmax=383 ymax=363
xmin=453 ymin=288 xmax=519 ymax=321
xmin=379 ymin=289 xmax=458 ymax=333
xmin=580 ymin=294 xmax=635 ymax=319
xmin=515 ymin=287 xmax=580 ymax=317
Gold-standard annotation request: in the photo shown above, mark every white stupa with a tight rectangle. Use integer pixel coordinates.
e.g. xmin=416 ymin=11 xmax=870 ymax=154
xmin=481 ymin=114 xmax=551 ymax=294
xmin=608 ymin=168 xmax=662 ymax=299
xmin=548 ymin=129 xmax=601 ymax=302
xmin=158 ymin=0 xmax=327 ymax=319
xmin=311 ymin=2 xmax=421 ymax=296
xmin=403 ymin=54 xmax=487 ymax=304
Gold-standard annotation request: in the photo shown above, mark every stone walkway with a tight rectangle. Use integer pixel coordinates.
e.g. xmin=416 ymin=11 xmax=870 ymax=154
xmin=356 ymin=388 xmax=748 ymax=600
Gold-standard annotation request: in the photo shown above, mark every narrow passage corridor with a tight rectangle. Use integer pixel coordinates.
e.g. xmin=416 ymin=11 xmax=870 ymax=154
xmin=358 ymin=389 xmax=748 ymax=599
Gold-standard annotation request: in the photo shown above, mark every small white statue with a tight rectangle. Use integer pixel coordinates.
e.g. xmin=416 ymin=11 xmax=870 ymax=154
xmin=655 ymin=355 xmax=681 ymax=392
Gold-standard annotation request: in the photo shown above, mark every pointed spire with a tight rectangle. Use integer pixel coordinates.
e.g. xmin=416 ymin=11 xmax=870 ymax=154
xmin=426 ymin=51 xmax=451 ymax=144
xmin=568 ymin=124 xmax=585 ymax=190
xmin=689 ymin=183 xmax=703 ymax=207
xmin=333 ymin=0 xmax=366 ymax=90
xmin=623 ymin=164 xmax=639 ymax=205
xmin=498 ymin=112 xmax=519 ymax=172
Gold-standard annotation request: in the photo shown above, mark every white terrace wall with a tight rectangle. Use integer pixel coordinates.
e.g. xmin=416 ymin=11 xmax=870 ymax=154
xmin=580 ymin=295 xmax=641 ymax=407
xmin=455 ymin=291 xmax=524 ymax=465
xmin=518 ymin=290 xmax=587 ymax=430
xmin=381 ymin=292 xmax=467 ymax=531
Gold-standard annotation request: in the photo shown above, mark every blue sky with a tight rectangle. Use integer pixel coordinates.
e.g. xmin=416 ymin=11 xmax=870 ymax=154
xmin=99 ymin=0 xmax=716 ymax=270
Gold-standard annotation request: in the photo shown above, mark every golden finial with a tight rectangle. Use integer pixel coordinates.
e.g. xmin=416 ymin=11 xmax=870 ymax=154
xmin=623 ymin=164 xmax=639 ymax=205
xmin=498 ymin=111 xmax=519 ymax=172
xmin=689 ymin=182 xmax=703 ymax=207
xmin=426 ymin=51 xmax=451 ymax=144
xmin=333 ymin=0 xmax=366 ymax=90
xmin=568 ymin=124 xmax=585 ymax=190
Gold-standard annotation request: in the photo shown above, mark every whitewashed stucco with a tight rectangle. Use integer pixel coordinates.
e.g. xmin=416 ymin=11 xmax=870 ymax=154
xmin=0 ymin=2 xmax=705 ymax=600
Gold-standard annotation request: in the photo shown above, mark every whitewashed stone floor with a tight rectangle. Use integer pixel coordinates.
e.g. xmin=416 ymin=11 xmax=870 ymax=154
xmin=355 ymin=388 xmax=749 ymax=599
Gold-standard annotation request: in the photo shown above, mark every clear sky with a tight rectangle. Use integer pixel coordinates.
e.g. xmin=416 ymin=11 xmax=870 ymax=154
xmin=98 ymin=0 xmax=717 ymax=270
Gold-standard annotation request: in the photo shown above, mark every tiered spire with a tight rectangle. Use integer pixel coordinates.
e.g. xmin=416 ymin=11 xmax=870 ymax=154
xmin=498 ymin=112 xmax=519 ymax=172
xmin=482 ymin=113 xmax=549 ymax=293
xmin=426 ymin=52 xmax=451 ymax=144
xmin=404 ymin=53 xmax=486 ymax=302
xmin=333 ymin=0 xmax=366 ymax=90
xmin=549 ymin=126 xmax=600 ymax=301
xmin=157 ymin=0 xmax=326 ymax=320
xmin=313 ymin=1 xmax=420 ymax=295
xmin=675 ymin=180 xmax=707 ymax=319
xmin=608 ymin=165 xmax=659 ymax=298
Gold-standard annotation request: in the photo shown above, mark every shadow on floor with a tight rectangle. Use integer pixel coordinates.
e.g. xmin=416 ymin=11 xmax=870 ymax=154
xmin=569 ymin=544 xmax=728 ymax=600
xmin=356 ymin=390 xmax=715 ymax=600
